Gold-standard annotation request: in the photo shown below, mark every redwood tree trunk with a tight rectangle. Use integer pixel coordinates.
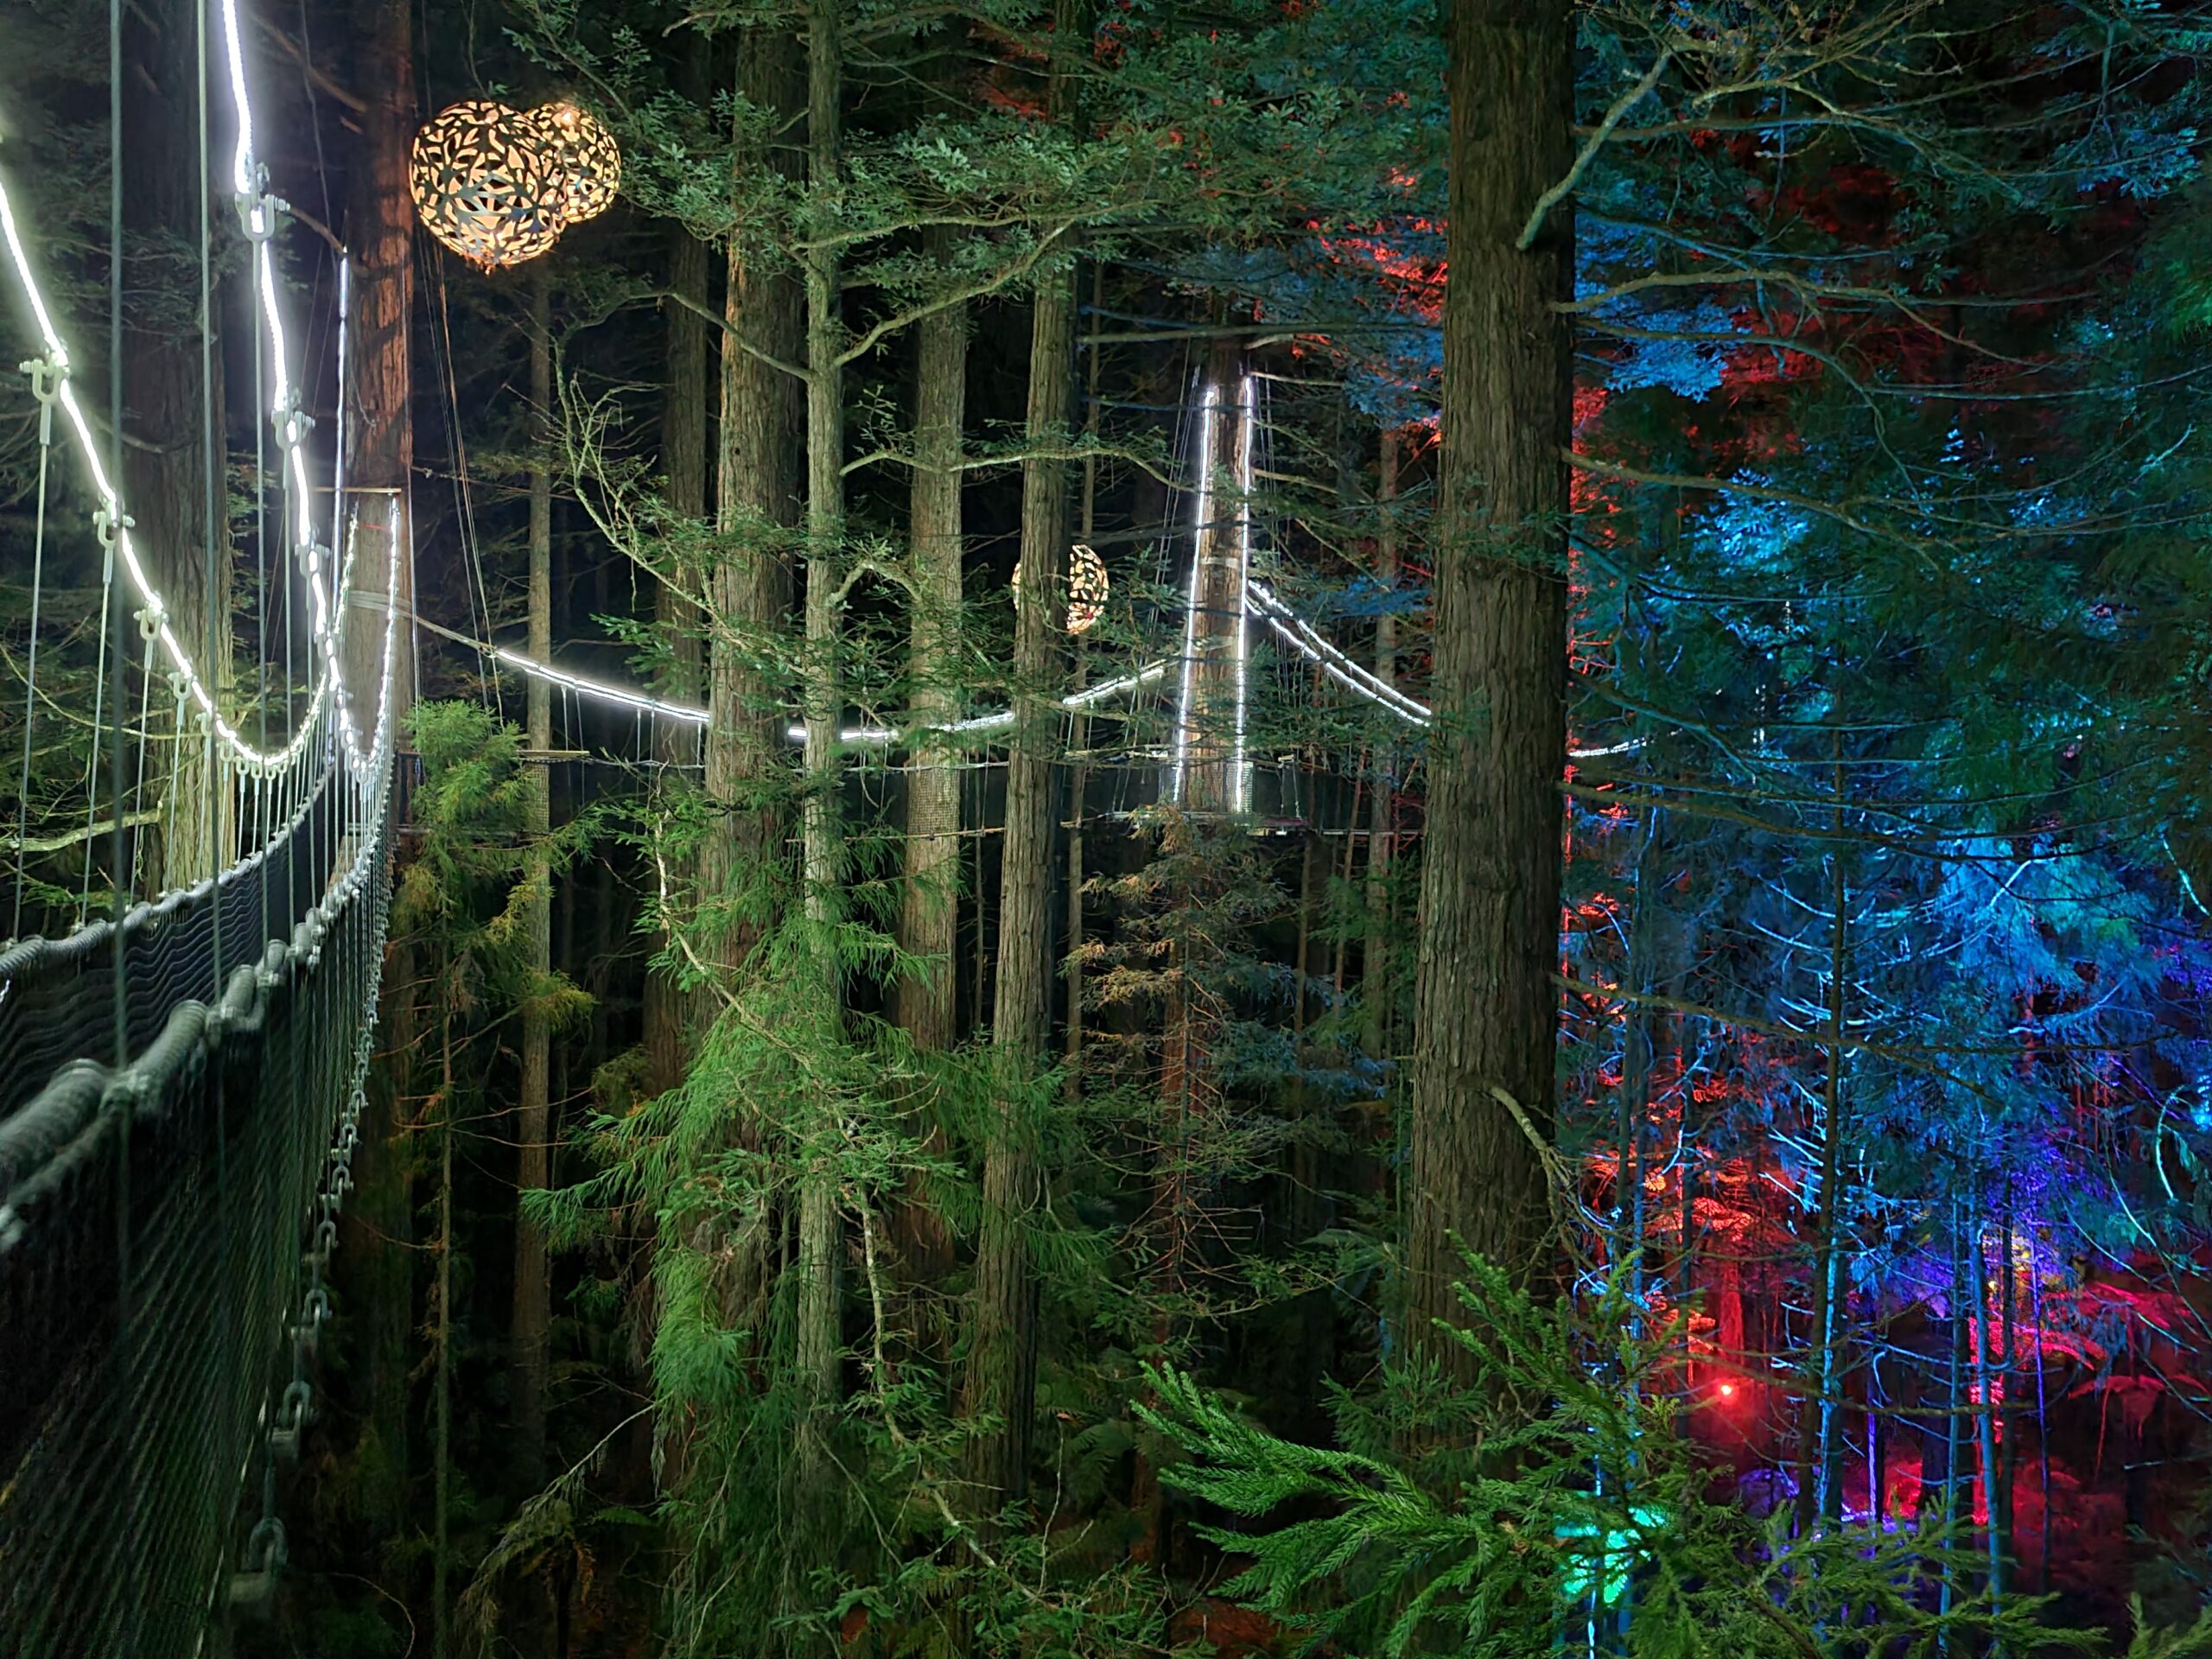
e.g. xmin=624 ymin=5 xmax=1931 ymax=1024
xmin=893 ymin=219 xmax=966 ymax=1298
xmin=964 ymin=0 xmax=1082 ymax=1510
xmin=120 ymin=0 xmax=230 ymax=891
xmin=512 ymin=283 xmax=554 ymax=1486
xmin=793 ymin=0 xmax=848 ymax=1496
xmin=1405 ymin=0 xmax=1573 ymax=1374
xmin=897 ymin=229 xmax=967 ymax=1058
xmin=702 ymin=29 xmax=803 ymax=978
xmin=645 ymin=195 xmax=713 ymax=1096
xmin=1363 ymin=426 xmax=1400 ymax=1057
xmin=338 ymin=0 xmax=416 ymax=1553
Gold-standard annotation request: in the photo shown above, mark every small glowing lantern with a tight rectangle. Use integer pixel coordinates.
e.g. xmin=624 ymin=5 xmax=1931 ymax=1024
xmin=410 ymin=99 xmax=564 ymax=269
xmin=1011 ymin=542 xmax=1110 ymax=634
xmin=527 ymin=102 xmax=621 ymax=226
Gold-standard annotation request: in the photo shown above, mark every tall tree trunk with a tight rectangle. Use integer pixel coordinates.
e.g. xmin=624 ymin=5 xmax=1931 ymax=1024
xmin=795 ymin=0 xmax=848 ymax=1476
xmin=702 ymin=30 xmax=803 ymax=979
xmin=645 ymin=200 xmax=712 ymax=1095
xmin=434 ymin=1023 xmax=455 ymax=1659
xmin=512 ymin=282 xmax=555 ymax=1487
xmin=892 ymin=219 xmax=965 ymax=1291
xmin=897 ymin=30 xmax=972 ymax=1056
xmin=1363 ymin=426 xmax=1399 ymax=1056
xmin=339 ymin=0 xmax=415 ymax=1559
xmin=1405 ymin=0 xmax=1573 ymax=1375
xmin=678 ymin=24 xmax=804 ymax=1401
xmin=897 ymin=238 xmax=966 ymax=1054
xmin=964 ymin=0 xmax=1083 ymax=1511
xmin=1064 ymin=260 xmax=1104 ymax=1086
xmin=120 ymin=0 xmax=230 ymax=890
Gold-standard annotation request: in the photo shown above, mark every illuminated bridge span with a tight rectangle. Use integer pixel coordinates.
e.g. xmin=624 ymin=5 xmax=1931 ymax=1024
xmin=0 ymin=5 xmax=402 ymax=1648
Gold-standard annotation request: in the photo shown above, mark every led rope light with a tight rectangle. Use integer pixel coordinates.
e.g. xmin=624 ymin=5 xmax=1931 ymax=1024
xmin=219 ymin=0 xmax=357 ymax=772
xmin=331 ymin=257 xmax=350 ymax=624
xmin=336 ymin=496 xmax=404 ymax=775
xmin=1247 ymin=579 xmax=1433 ymax=724
xmin=0 ymin=125 xmax=355 ymax=779
xmin=1230 ymin=375 xmax=1255 ymax=814
xmin=475 ymin=633 xmax=1168 ymax=749
xmin=1169 ymin=383 xmax=1221 ymax=804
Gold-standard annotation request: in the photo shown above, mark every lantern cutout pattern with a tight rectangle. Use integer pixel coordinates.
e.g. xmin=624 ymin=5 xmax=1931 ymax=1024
xmin=410 ymin=99 xmax=622 ymax=270
xmin=528 ymin=103 xmax=622 ymax=226
xmin=1011 ymin=543 xmax=1109 ymax=634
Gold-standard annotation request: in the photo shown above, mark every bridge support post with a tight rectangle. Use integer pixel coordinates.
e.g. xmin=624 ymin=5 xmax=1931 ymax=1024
xmin=1172 ymin=341 xmax=1253 ymax=816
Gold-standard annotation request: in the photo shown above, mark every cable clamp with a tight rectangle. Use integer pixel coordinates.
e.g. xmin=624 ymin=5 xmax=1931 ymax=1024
xmin=92 ymin=505 xmax=134 ymax=552
xmin=20 ymin=352 xmax=66 ymax=408
xmin=276 ymin=402 xmax=315 ymax=451
xmin=234 ymin=172 xmax=288 ymax=243
xmin=137 ymin=603 xmax=165 ymax=643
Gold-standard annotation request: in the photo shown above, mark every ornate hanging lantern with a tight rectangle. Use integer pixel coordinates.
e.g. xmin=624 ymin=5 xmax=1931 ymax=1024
xmin=1011 ymin=542 xmax=1111 ymax=633
xmin=1065 ymin=541 xmax=1109 ymax=633
xmin=409 ymin=99 xmax=565 ymax=269
xmin=526 ymin=102 xmax=622 ymax=226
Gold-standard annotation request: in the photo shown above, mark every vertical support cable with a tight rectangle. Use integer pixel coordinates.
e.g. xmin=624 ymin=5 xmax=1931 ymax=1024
xmin=1168 ymin=381 xmax=1219 ymax=804
xmin=1230 ymin=373 xmax=1255 ymax=815
xmin=107 ymin=0 xmax=138 ymax=1646
xmin=201 ymin=0 xmax=221 ymax=939
xmin=11 ymin=359 xmax=58 ymax=940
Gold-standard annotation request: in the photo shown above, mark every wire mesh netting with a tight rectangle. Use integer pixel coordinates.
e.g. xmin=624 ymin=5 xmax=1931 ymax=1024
xmin=0 ymin=772 xmax=342 ymax=1122
xmin=0 ymin=789 xmax=391 ymax=1656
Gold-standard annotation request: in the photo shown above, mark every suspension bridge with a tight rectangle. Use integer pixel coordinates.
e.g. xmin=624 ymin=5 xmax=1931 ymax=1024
xmin=0 ymin=7 xmax=1465 ymax=1649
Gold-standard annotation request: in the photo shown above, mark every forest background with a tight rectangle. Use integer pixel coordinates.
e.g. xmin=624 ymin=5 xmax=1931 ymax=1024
xmin=10 ymin=0 xmax=2212 ymax=1655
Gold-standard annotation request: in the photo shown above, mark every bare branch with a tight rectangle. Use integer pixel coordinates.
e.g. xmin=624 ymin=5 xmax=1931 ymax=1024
xmin=1518 ymin=50 xmax=1671 ymax=251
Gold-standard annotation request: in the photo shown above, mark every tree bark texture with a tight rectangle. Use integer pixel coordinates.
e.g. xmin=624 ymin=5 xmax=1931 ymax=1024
xmin=897 ymin=226 xmax=966 ymax=1055
xmin=645 ymin=201 xmax=712 ymax=1096
xmin=702 ymin=28 xmax=803 ymax=975
xmin=1363 ymin=427 xmax=1400 ymax=1056
xmin=120 ymin=0 xmax=231 ymax=890
xmin=1405 ymin=0 xmax=1573 ymax=1376
xmin=337 ymin=0 xmax=416 ymax=1553
xmin=795 ymin=0 xmax=847 ymax=1457
xmin=964 ymin=0 xmax=1083 ymax=1510
xmin=512 ymin=285 xmax=555 ymax=1486
xmin=891 ymin=220 xmax=966 ymax=1299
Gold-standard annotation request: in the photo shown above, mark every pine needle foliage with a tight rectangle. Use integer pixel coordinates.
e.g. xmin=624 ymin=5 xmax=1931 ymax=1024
xmin=1140 ymin=1255 xmax=2168 ymax=1659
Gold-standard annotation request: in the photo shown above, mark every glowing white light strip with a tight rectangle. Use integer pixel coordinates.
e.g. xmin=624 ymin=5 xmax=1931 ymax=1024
xmin=343 ymin=496 xmax=403 ymax=773
xmin=1245 ymin=579 xmax=1640 ymax=759
xmin=488 ymin=645 xmax=706 ymax=723
xmin=0 ymin=73 xmax=357 ymax=780
xmin=479 ymin=637 xmax=1169 ymax=751
xmin=1169 ymin=383 xmax=1220 ymax=803
xmin=220 ymin=0 xmax=357 ymax=772
xmin=1230 ymin=375 xmax=1255 ymax=813
xmin=1247 ymin=578 xmax=1431 ymax=725
xmin=331 ymin=257 xmax=350 ymax=623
